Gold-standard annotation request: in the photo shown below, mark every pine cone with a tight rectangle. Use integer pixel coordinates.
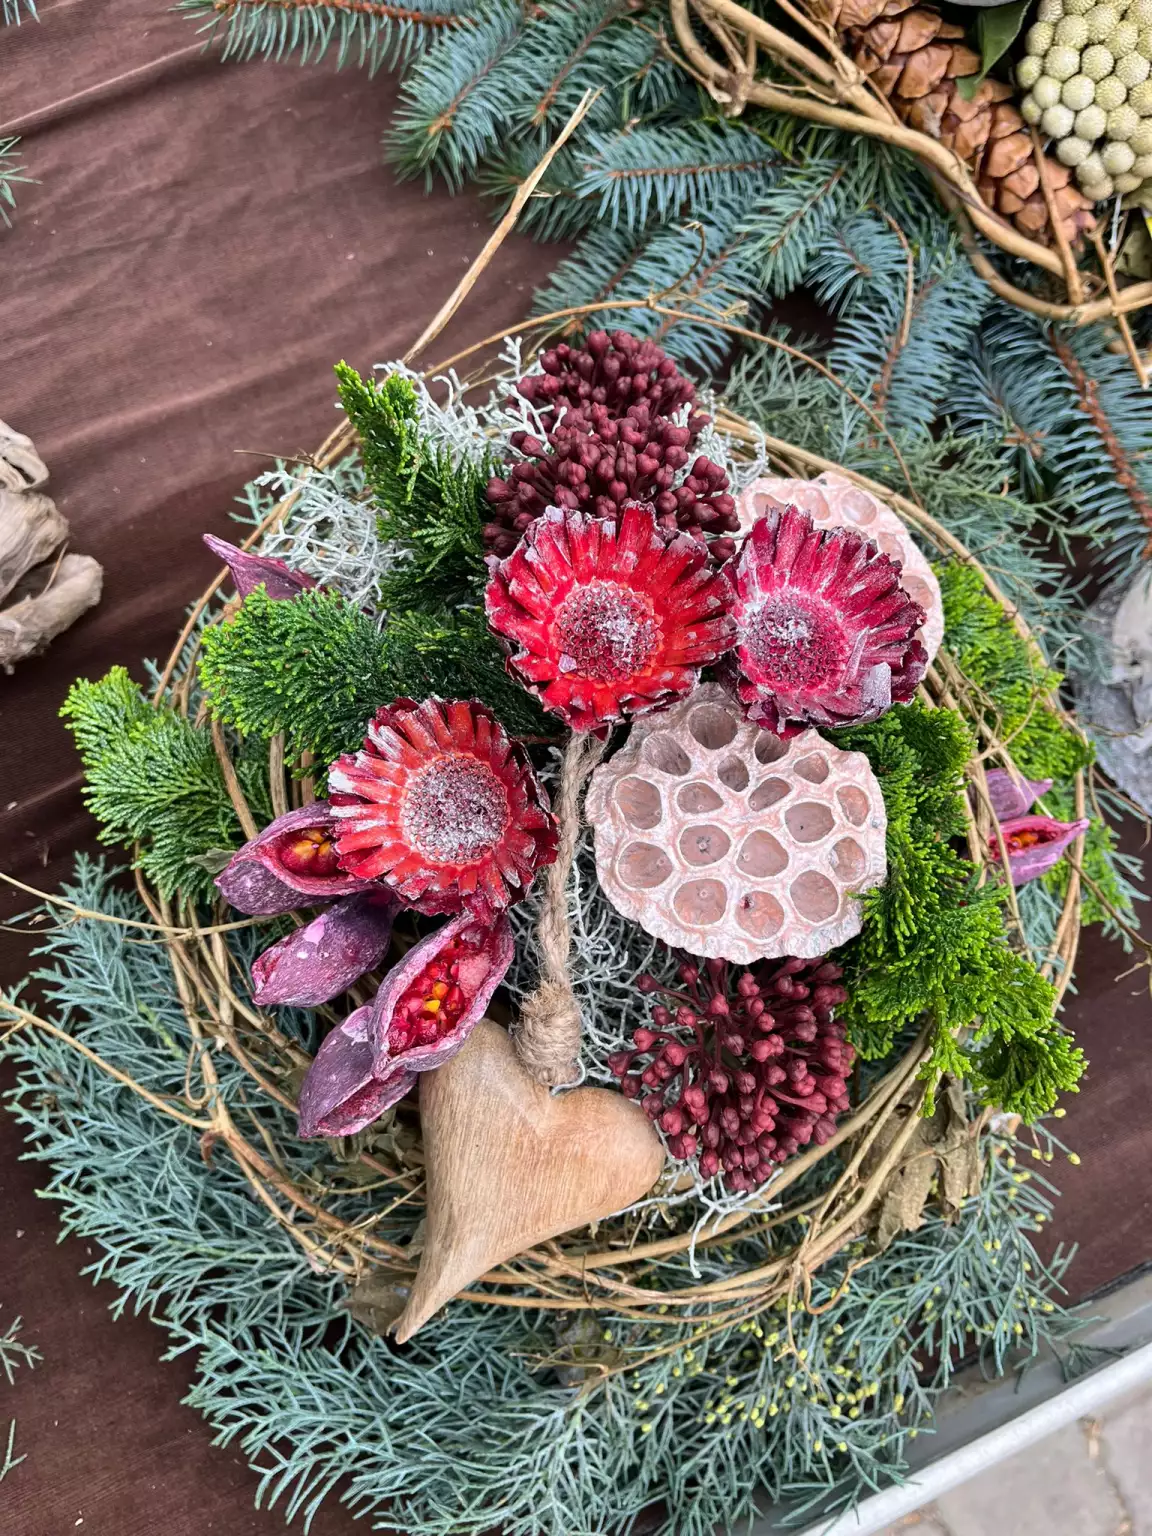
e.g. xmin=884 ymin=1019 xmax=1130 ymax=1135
xmin=819 ymin=0 xmax=1095 ymax=246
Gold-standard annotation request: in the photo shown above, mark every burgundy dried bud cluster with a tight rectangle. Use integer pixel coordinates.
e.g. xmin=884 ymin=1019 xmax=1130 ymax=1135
xmin=608 ymin=954 xmax=854 ymax=1192
xmin=516 ymin=329 xmax=699 ymax=428
xmin=484 ymin=399 xmax=738 ymax=559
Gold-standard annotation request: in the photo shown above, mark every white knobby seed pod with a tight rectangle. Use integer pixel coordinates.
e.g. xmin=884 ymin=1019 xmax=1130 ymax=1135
xmin=1042 ymin=101 xmax=1078 ymax=135
xmin=1096 ymin=73 xmax=1129 ymax=106
xmin=1027 ymin=20 xmax=1056 ymax=51
xmin=1115 ymin=50 xmax=1152 ymax=84
xmin=1085 ymin=4 xmax=1120 ymax=41
xmin=1019 ymin=54 xmax=1045 ymax=87
xmin=1132 ymin=117 xmax=1152 ymax=149
xmin=1108 ymin=101 xmax=1142 ymax=135
xmin=1130 ymin=76 xmax=1152 ymax=109
xmin=1131 ymin=0 xmax=1152 ymax=23
xmin=1045 ymin=44 xmax=1083 ymax=78
xmin=1057 ymin=132 xmax=1095 ymax=162
xmin=1062 ymin=71 xmax=1098 ymax=106
xmin=1033 ymin=73 xmax=1066 ymax=107
xmin=1066 ymin=0 xmax=1096 ymax=13
xmin=1022 ymin=93 xmax=1045 ymax=123
xmin=1080 ymin=176 xmax=1116 ymax=197
xmin=1108 ymin=19 xmax=1140 ymax=53
xmin=1076 ymin=102 xmax=1109 ymax=135
xmin=1079 ymin=148 xmax=1109 ymax=178
xmin=1114 ymin=169 xmax=1145 ymax=188
xmin=1082 ymin=43 xmax=1116 ymax=76
xmin=1102 ymin=137 xmax=1137 ymax=171
xmin=1139 ymin=26 xmax=1152 ymax=54
xmin=1038 ymin=0 xmax=1065 ymax=16
xmin=1055 ymin=13 xmax=1090 ymax=44
xmin=1131 ymin=151 xmax=1152 ymax=172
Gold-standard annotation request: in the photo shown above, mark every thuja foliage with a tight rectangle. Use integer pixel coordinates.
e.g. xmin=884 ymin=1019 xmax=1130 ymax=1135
xmin=938 ymin=563 xmax=1134 ymax=934
xmin=334 ymin=362 xmax=489 ymax=611
xmin=838 ymin=702 xmax=1083 ymax=1122
xmin=199 ymin=586 xmax=549 ymax=768
xmin=0 ymin=861 xmax=1088 ymax=1536
xmin=59 ymin=669 xmax=272 ymax=900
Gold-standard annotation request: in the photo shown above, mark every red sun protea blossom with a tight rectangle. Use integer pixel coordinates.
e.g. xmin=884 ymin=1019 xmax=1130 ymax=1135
xmin=327 ymin=698 xmax=557 ymax=919
xmin=609 ymin=955 xmax=854 ymax=1192
xmin=484 ymin=502 xmax=736 ymax=732
xmin=732 ymin=504 xmax=928 ymax=736
xmin=516 ymin=330 xmax=700 ymax=428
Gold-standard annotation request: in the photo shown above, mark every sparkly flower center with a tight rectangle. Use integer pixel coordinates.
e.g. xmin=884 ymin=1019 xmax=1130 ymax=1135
xmin=744 ymin=595 xmax=847 ymax=689
xmin=401 ymin=755 xmax=510 ymax=866
xmin=278 ymin=827 xmax=340 ymax=878
xmin=554 ymin=581 xmax=659 ymax=681
xmin=388 ymin=933 xmax=483 ymax=1051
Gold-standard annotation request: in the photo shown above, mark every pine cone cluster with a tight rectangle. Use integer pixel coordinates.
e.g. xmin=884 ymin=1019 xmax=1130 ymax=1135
xmin=821 ymin=0 xmax=1096 ymax=245
xmin=484 ymin=396 xmax=739 ymax=559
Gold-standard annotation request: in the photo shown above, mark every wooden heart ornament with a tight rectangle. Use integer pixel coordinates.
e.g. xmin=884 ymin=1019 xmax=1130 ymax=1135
xmin=392 ymin=1018 xmax=666 ymax=1342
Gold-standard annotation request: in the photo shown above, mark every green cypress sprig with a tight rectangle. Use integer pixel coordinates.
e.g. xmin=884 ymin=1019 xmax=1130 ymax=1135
xmin=334 ymin=362 xmax=490 ymax=610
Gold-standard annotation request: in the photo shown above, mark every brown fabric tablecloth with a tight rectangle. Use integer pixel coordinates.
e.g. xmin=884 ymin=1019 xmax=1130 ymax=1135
xmin=0 ymin=5 xmax=1148 ymax=1532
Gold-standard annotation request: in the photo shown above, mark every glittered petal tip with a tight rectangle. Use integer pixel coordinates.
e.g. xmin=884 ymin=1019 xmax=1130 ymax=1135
xmin=203 ymin=534 xmax=318 ymax=601
xmin=251 ymin=892 xmax=399 ymax=1007
xmin=297 ymin=1006 xmax=415 ymax=1139
xmin=991 ymin=815 xmax=1090 ymax=887
xmin=985 ymin=768 xmax=1054 ymax=822
xmin=370 ymin=911 xmax=514 ymax=1080
xmin=216 ymin=804 xmax=376 ymax=914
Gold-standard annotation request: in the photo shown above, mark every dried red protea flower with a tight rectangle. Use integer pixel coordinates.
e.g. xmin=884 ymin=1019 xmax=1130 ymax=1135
xmin=483 ymin=401 xmax=738 ymax=559
xmin=609 ymin=955 xmax=854 ymax=1192
xmin=327 ymin=698 xmax=557 ymax=919
xmin=516 ymin=330 xmax=700 ymax=429
xmin=732 ymin=504 xmax=928 ymax=737
xmin=485 ymin=502 xmax=736 ymax=732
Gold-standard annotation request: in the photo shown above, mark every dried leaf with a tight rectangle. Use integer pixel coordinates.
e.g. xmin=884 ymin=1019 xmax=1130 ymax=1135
xmin=866 ymin=1076 xmax=983 ymax=1251
xmin=1115 ymin=215 xmax=1152 ymax=280
xmin=342 ymin=1271 xmax=411 ymax=1335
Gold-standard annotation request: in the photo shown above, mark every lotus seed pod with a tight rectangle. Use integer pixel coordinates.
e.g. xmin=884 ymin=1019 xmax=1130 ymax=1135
xmin=1039 ymin=0 xmax=1065 ymax=16
xmin=1082 ymin=43 xmax=1116 ymax=76
xmin=1096 ymin=74 xmax=1129 ymax=107
xmin=1063 ymin=71 xmax=1098 ymax=106
xmin=1131 ymin=151 xmax=1152 ymax=172
xmin=1115 ymin=50 xmax=1152 ymax=86
xmin=1022 ymin=93 xmax=1045 ymax=124
xmin=1033 ymin=74 xmax=1065 ymax=108
xmin=1043 ymin=102 xmax=1078 ymax=136
xmin=1076 ymin=103 xmax=1109 ymax=135
xmin=1056 ymin=12 xmax=1090 ymax=44
xmin=1131 ymin=0 xmax=1152 ymax=22
xmin=1028 ymin=20 xmax=1057 ymax=52
xmin=1018 ymin=55 xmax=1044 ymax=88
xmin=1130 ymin=117 xmax=1152 ymax=150
xmin=1085 ymin=4 xmax=1120 ymax=40
xmin=1102 ymin=138 xmax=1137 ymax=171
xmin=1108 ymin=102 xmax=1141 ymax=136
xmin=1079 ymin=175 xmax=1116 ymax=197
xmin=1057 ymin=132 xmax=1095 ymax=163
xmin=1079 ymin=149 xmax=1108 ymax=179
xmin=1114 ymin=169 xmax=1145 ymax=188
xmin=1108 ymin=19 xmax=1140 ymax=53
xmin=1045 ymin=44 xmax=1082 ymax=78
xmin=1129 ymin=78 xmax=1152 ymax=110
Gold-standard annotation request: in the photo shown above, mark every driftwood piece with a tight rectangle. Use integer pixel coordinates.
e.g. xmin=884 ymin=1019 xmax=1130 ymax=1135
xmin=0 ymin=488 xmax=68 ymax=605
xmin=0 ymin=553 xmax=104 ymax=671
xmin=392 ymin=1018 xmax=665 ymax=1342
xmin=0 ymin=418 xmax=49 ymax=492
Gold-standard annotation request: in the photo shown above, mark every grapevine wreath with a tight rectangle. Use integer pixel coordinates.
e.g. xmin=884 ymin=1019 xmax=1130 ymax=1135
xmin=2 ymin=311 xmax=1140 ymax=1533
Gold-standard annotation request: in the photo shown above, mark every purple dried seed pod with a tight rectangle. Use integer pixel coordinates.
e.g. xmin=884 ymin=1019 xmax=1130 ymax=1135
xmin=992 ymin=814 xmax=1091 ymax=887
xmin=297 ymin=1004 xmax=414 ymax=1139
xmin=251 ymin=891 xmax=399 ymax=1008
xmin=216 ymin=805 xmax=373 ymax=915
xmin=369 ymin=910 xmax=514 ymax=1080
xmin=203 ymin=534 xmax=318 ymax=601
xmin=985 ymin=768 xmax=1054 ymax=822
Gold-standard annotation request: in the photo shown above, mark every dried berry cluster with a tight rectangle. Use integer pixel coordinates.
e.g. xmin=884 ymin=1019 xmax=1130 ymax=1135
xmin=609 ymin=955 xmax=854 ymax=1192
xmin=516 ymin=329 xmax=699 ymax=427
xmin=485 ymin=335 xmax=739 ymax=560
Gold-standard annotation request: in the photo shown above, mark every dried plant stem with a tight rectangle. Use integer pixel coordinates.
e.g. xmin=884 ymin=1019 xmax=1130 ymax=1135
xmin=513 ymin=730 xmax=608 ymax=1087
